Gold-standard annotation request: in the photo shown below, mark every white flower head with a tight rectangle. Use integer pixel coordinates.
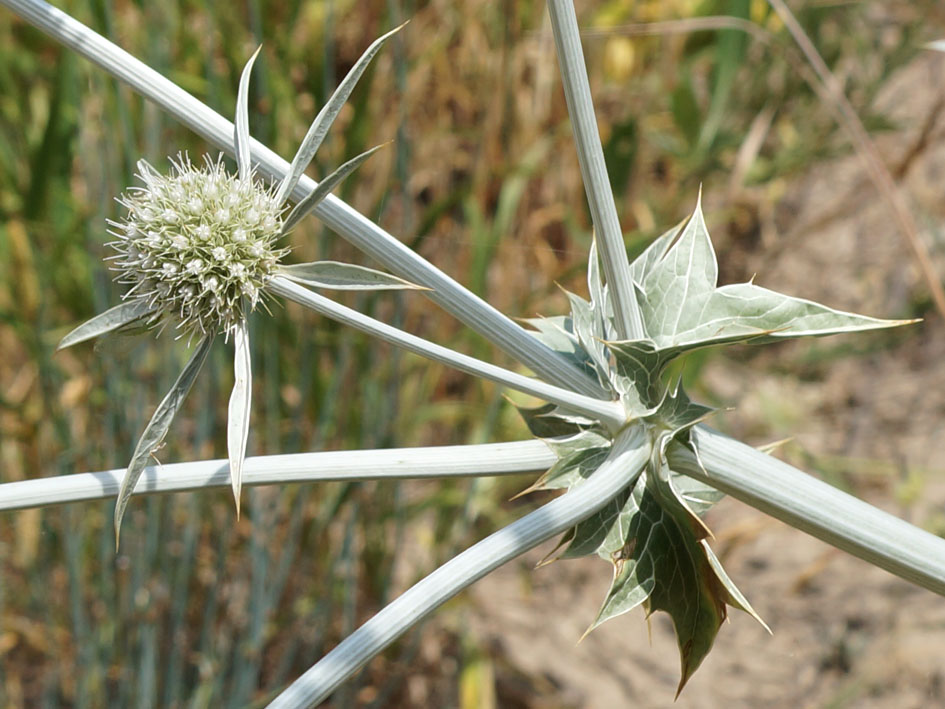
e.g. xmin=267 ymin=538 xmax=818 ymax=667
xmin=60 ymin=26 xmax=405 ymax=543
xmin=110 ymin=153 xmax=288 ymax=336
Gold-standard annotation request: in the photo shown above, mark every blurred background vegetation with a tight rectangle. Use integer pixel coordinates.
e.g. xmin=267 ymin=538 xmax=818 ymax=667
xmin=1 ymin=0 xmax=943 ymax=706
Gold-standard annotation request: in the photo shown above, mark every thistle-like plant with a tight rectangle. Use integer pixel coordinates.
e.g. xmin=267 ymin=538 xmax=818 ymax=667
xmin=56 ymin=29 xmax=418 ymax=541
xmin=515 ymin=196 xmax=906 ymax=689
xmin=4 ymin=0 xmax=945 ymax=706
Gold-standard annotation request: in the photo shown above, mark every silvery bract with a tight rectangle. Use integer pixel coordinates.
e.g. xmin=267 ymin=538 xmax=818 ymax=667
xmin=58 ymin=26 xmax=415 ymax=544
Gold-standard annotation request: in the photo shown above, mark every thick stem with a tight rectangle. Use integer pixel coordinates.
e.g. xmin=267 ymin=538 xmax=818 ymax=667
xmin=271 ymin=277 xmax=626 ymax=430
xmin=547 ymin=0 xmax=644 ymax=340
xmin=266 ymin=425 xmax=650 ymax=709
xmin=670 ymin=427 xmax=945 ymax=597
xmin=0 ymin=440 xmax=555 ymax=511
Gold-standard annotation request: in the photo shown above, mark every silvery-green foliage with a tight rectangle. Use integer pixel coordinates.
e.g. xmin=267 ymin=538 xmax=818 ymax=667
xmin=57 ymin=34 xmax=410 ymax=543
xmin=521 ymin=195 xmax=906 ymax=691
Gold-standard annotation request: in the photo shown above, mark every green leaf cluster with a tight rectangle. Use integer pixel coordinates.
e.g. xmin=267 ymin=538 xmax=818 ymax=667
xmin=521 ymin=195 xmax=906 ymax=691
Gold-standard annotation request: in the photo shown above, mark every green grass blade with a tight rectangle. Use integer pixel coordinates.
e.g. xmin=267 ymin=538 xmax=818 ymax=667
xmin=274 ymin=23 xmax=406 ymax=205
xmin=114 ymin=336 xmax=213 ymax=547
xmin=227 ymin=319 xmax=252 ymax=516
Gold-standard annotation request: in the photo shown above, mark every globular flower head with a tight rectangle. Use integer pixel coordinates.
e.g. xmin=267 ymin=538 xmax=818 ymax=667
xmin=109 ymin=153 xmax=288 ymax=336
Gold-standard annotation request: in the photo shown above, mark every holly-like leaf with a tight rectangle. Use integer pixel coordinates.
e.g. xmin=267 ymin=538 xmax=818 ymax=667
xmin=560 ymin=487 xmax=633 ymax=559
xmin=564 ymin=290 xmax=611 ymax=383
xmin=643 ymin=385 xmax=720 ymax=535
xmin=522 ymin=315 xmax=601 ymax=382
xmin=668 ymin=469 xmax=724 ymax=518
xmin=604 ymin=339 xmax=666 ymax=411
xmin=515 ymin=402 xmax=587 ymax=439
xmin=533 ymin=436 xmax=611 ymax=492
xmin=648 ymin=383 xmax=715 ymax=445
xmin=589 ymin=469 xmax=763 ymax=695
xmin=543 ymin=429 xmax=611 ymax=459
xmin=629 ymin=220 xmax=687 ymax=286
xmin=631 ymin=197 xmax=912 ymax=359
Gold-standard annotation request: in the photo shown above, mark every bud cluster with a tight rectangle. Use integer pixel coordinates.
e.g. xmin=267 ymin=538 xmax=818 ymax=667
xmin=109 ymin=154 xmax=288 ymax=336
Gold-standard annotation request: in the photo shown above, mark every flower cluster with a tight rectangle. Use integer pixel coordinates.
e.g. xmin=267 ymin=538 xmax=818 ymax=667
xmin=109 ymin=154 xmax=288 ymax=337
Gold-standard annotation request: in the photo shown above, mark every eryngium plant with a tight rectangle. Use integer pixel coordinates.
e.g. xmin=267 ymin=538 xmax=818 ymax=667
xmin=516 ymin=196 xmax=904 ymax=689
xmin=56 ymin=29 xmax=417 ymax=542
xmin=3 ymin=0 xmax=944 ymax=705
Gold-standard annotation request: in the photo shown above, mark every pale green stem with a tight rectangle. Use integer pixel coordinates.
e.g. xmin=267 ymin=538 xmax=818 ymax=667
xmin=671 ymin=428 xmax=945 ymax=597
xmin=1 ymin=0 xmax=608 ymax=399
xmin=267 ymin=425 xmax=651 ymax=709
xmin=270 ymin=277 xmax=625 ymax=430
xmin=0 ymin=440 xmax=555 ymax=511
xmin=546 ymin=0 xmax=644 ymax=341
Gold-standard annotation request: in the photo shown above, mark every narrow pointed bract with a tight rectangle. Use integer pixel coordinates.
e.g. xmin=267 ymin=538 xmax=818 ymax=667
xmin=235 ymin=46 xmax=262 ymax=181
xmin=275 ymin=22 xmax=407 ymax=205
xmin=58 ymin=299 xmax=157 ymax=350
xmin=227 ymin=319 xmax=252 ymax=516
xmin=278 ymin=261 xmax=424 ymax=291
xmin=281 ymin=144 xmax=388 ymax=234
xmin=115 ymin=336 xmax=214 ymax=548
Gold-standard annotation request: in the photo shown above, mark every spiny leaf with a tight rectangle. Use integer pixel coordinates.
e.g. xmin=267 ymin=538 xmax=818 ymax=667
xmin=564 ymin=290 xmax=611 ymax=382
xmin=278 ymin=259 xmax=423 ymax=291
xmin=629 ymin=220 xmax=686 ymax=286
xmin=648 ymin=383 xmax=715 ymax=446
xmin=632 ymin=197 xmax=913 ymax=357
xmin=58 ymin=299 xmax=157 ymax=350
xmin=227 ymin=320 xmax=252 ymax=517
xmin=589 ymin=468 xmax=763 ymax=695
xmin=542 ymin=429 xmax=611 ymax=459
xmin=281 ymin=144 xmax=388 ymax=234
xmin=668 ymin=468 xmax=724 ymax=518
xmin=115 ymin=336 xmax=214 ymax=548
xmin=234 ymin=46 xmax=261 ymax=181
xmin=603 ymin=339 xmax=666 ymax=410
xmin=532 ymin=437 xmax=611 ymax=492
xmin=515 ymin=402 xmax=586 ymax=439
xmin=561 ymin=487 xmax=634 ymax=560
xmin=522 ymin=315 xmax=599 ymax=380
xmin=276 ymin=22 xmax=407 ymax=204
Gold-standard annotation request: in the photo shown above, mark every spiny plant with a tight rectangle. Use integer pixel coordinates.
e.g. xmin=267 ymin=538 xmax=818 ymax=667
xmin=514 ymin=198 xmax=902 ymax=689
xmin=1 ymin=0 xmax=944 ymax=707
xmin=55 ymin=27 xmax=419 ymax=541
